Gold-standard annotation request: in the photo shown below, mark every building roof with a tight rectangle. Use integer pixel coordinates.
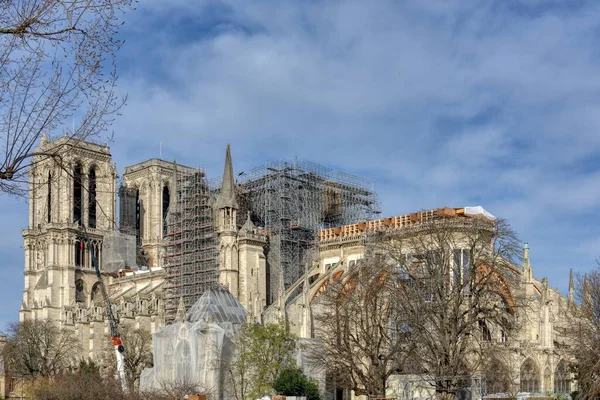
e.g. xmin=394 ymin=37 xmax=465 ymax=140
xmin=186 ymin=286 xmax=246 ymax=325
xmin=123 ymin=158 xmax=196 ymax=176
xmin=240 ymin=211 xmax=255 ymax=233
xmin=318 ymin=205 xmax=495 ymax=241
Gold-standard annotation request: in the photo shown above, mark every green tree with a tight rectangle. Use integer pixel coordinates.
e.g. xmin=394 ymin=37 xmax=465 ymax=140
xmin=225 ymin=321 xmax=297 ymax=400
xmin=273 ymin=368 xmax=321 ymax=400
xmin=120 ymin=325 xmax=154 ymax=390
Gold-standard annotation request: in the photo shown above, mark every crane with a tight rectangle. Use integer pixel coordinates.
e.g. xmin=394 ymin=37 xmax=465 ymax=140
xmin=80 ymin=224 xmax=128 ymax=391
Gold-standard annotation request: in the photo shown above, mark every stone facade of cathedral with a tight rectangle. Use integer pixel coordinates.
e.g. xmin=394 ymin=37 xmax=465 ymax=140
xmin=19 ymin=138 xmax=575 ymax=397
xmin=19 ymin=139 xmax=268 ymax=360
xmin=264 ymin=208 xmax=576 ymax=397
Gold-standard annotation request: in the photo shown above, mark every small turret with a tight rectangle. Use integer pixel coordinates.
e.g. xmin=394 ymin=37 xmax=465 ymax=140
xmin=240 ymin=211 xmax=255 ymax=233
xmin=569 ymin=268 xmax=574 ymax=302
xmin=583 ymin=273 xmax=590 ymax=305
xmin=521 ymin=242 xmax=533 ymax=282
xmin=176 ymin=297 xmax=186 ymax=323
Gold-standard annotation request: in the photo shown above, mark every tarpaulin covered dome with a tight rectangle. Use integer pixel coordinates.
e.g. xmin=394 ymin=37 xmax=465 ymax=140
xmin=140 ymin=286 xmax=246 ymax=399
xmin=186 ymin=285 xmax=246 ymax=326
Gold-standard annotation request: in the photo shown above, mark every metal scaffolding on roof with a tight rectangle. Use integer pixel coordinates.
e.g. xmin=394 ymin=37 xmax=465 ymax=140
xmin=212 ymin=159 xmax=380 ymax=304
xmin=163 ymin=165 xmax=218 ymax=322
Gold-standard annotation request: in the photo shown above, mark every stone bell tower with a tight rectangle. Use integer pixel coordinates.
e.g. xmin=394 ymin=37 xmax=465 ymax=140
xmin=215 ymin=145 xmax=268 ymax=322
xmin=20 ymin=137 xmax=116 ymax=322
xmin=216 ymin=144 xmax=240 ymax=296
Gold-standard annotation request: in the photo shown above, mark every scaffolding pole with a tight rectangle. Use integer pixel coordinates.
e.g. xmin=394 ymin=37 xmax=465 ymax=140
xmin=163 ymin=165 xmax=218 ymax=322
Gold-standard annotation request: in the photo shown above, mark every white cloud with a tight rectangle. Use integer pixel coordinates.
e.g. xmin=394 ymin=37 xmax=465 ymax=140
xmin=2 ymin=0 xmax=600 ymax=327
xmin=109 ymin=0 xmax=600 ymax=290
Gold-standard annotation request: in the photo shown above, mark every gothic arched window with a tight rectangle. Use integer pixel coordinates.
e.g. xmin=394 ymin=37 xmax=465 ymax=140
xmin=544 ymin=366 xmax=551 ymax=392
xmin=554 ymin=360 xmax=570 ymax=393
xmin=88 ymin=240 xmax=100 ymax=268
xmin=88 ymin=167 xmax=97 ymax=228
xmin=232 ymin=246 xmax=238 ymax=270
xmin=47 ymin=171 xmax=52 ymax=223
xmin=135 ymin=189 xmax=142 ymax=245
xmin=162 ymin=185 xmax=170 ymax=238
xmin=91 ymin=282 xmax=102 ymax=304
xmin=479 ymin=320 xmax=491 ymax=341
xmin=75 ymin=238 xmax=85 ymax=268
xmin=520 ymin=358 xmax=540 ymax=393
xmin=485 ymin=358 xmax=510 ymax=394
xmin=75 ymin=279 xmax=86 ymax=304
xmin=73 ymin=163 xmax=83 ymax=225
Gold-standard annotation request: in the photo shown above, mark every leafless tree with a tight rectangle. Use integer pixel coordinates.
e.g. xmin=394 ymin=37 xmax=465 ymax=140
xmin=381 ymin=217 xmax=524 ymax=399
xmin=97 ymin=324 xmax=153 ymax=392
xmin=310 ymin=216 xmax=525 ymax=399
xmin=120 ymin=324 xmax=154 ymax=391
xmin=481 ymin=345 xmax=522 ymax=398
xmin=2 ymin=319 xmax=79 ymax=380
xmin=568 ymin=267 xmax=600 ymax=400
xmin=0 ymin=0 xmax=133 ymax=196
xmin=156 ymin=378 xmax=210 ymax=400
xmin=309 ymin=258 xmax=412 ymax=397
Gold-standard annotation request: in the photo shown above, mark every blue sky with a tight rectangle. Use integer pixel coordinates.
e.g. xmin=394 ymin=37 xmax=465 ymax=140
xmin=1 ymin=0 xmax=600 ymax=328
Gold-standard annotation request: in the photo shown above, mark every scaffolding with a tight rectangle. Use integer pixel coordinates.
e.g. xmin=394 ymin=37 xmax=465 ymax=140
xmin=163 ymin=166 xmax=218 ymax=322
xmin=118 ymin=184 xmax=137 ymax=238
xmin=213 ymin=159 xmax=380 ymax=303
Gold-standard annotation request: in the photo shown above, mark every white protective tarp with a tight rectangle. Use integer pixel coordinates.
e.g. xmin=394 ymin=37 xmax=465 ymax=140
xmin=140 ymin=287 xmax=245 ymax=399
xmin=140 ymin=320 xmax=227 ymax=395
xmin=102 ymin=231 xmax=137 ymax=273
xmin=464 ymin=206 xmax=496 ymax=221
xmin=186 ymin=287 xmax=246 ymax=327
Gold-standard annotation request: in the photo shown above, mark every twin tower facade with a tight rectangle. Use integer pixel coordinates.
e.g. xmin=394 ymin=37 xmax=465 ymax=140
xmin=20 ymin=137 xmax=268 ymax=346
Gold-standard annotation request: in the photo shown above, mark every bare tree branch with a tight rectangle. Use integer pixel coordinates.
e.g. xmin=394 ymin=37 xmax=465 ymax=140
xmin=309 ymin=217 xmax=529 ymax=399
xmin=568 ymin=267 xmax=600 ymax=400
xmin=0 ymin=0 xmax=133 ymax=196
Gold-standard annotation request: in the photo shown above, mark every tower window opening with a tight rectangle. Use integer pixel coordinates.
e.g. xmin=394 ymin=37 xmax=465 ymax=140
xmin=73 ymin=164 xmax=83 ymax=225
xmin=75 ymin=238 xmax=85 ymax=268
xmin=91 ymin=282 xmax=102 ymax=304
xmin=162 ymin=185 xmax=170 ymax=238
xmin=135 ymin=189 xmax=141 ymax=245
xmin=88 ymin=167 xmax=97 ymax=228
xmin=47 ymin=172 xmax=52 ymax=223
xmin=75 ymin=279 xmax=86 ymax=304
xmin=90 ymin=241 xmax=100 ymax=267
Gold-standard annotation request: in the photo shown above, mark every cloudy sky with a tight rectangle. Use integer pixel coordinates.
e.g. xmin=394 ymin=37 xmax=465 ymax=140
xmin=1 ymin=0 xmax=600 ymax=328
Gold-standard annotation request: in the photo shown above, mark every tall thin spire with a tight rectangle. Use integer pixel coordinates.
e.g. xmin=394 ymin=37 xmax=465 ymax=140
xmin=521 ymin=242 xmax=532 ymax=282
xmin=215 ymin=144 xmax=239 ymax=209
xmin=569 ymin=268 xmax=574 ymax=302
xmin=522 ymin=242 xmax=530 ymax=268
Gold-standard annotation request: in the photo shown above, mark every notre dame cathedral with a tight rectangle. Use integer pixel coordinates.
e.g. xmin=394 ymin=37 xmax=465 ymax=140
xmin=18 ymin=136 xmax=577 ymax=396
xmin=20 ymin=137 xmax=268 ymax=360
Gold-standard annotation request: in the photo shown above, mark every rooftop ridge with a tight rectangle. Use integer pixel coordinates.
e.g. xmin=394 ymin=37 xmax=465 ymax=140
xmin=318 ymin=206 xmax=494 ymax=241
